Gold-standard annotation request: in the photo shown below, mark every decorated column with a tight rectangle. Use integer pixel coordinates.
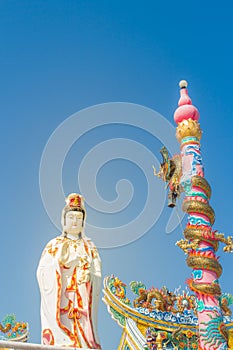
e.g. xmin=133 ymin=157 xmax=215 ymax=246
xmin=173 ymin=80 xmax=233 ymax=350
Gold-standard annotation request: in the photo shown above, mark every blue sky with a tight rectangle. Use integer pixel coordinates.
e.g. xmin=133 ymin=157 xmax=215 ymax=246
xmin=1 ymin=1 xmax=233 ymax=349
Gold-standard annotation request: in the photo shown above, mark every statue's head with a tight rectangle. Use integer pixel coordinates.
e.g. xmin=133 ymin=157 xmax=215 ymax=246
xmin=61 ymin=193 xmax=86 ymax=235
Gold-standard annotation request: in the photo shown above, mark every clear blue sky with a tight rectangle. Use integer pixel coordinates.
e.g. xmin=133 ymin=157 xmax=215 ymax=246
xmin=1 ymin=1 xmax=233 ymax=349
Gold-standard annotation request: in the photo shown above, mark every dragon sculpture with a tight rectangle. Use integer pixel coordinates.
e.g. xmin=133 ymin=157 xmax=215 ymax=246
xmin=130 ymin=281 xmax=196 ymax=314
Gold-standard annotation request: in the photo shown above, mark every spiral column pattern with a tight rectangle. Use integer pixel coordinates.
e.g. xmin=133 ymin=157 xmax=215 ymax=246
xmin=174 ymin=81 xmax=228 ymax=350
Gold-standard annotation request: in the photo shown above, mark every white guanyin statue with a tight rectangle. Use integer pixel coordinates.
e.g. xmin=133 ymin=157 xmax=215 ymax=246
xmin=37 ymin=193 xmax=101 ymax=349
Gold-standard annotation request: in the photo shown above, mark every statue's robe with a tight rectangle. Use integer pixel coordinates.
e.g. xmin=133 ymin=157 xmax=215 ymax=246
xmin=37 ymin=234 xmax=101 ymax=349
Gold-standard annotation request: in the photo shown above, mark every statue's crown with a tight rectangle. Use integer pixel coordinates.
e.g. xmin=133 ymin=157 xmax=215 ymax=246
xmin=65 ymin=193 xmax=85 ymax=212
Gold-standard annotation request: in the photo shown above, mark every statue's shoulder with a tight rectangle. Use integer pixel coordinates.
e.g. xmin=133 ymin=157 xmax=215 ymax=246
xmin=43 ymin=235 xmax=65 ymax=253
xmin=85 ymin=237 xmax=96 ymax=249
xmin=85 ymin=237 xmax=94 ymax=245
xmin=85 ymin=237 xmax=100 ymax=259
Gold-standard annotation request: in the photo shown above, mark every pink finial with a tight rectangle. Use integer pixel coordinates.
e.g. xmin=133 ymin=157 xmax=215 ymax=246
xmin=178 ymin=80 xmax=192 ymax=106
xmin=174 ymin=80 xmax=200 ymax=124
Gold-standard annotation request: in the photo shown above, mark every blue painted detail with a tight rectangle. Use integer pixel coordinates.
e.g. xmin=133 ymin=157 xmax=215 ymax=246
xmin=188 ymin=216 xmax=211 ymax=226
xmin=183 ymin=180 xmax=192 ymax=193
xmin=196 ymin=300 xmax=205 ymax=312
xmin=196 ymin=246 xmax=215 ymax=253
xmin=192 ymin=270 xmax=203 ymax=280
xmin=187 ymin=191 xmax=208 ymax=199
xmin=182 ymin=143 xmax=204 ymax=177
xmin=200 ymin=311 xmax=228 ymax=348
xmin=181 ymin=136 xmax=199 ymax=144
xmin=196 ymin=300 xmax=222 ymax=314
xmin=185 ymin=144 xmax=201 ymax=158
xmin=136 ymin=307 xmax=198 ymax=326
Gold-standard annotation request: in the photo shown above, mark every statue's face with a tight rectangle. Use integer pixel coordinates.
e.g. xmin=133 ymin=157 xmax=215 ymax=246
xmin=64 ymin=211 xmax=84 ymax=235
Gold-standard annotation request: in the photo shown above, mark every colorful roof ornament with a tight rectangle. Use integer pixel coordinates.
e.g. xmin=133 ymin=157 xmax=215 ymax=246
xmin=0 ymin=314 xmax=28 ymax=342
xmin=103 ymin=275 xmax=233 ymax=349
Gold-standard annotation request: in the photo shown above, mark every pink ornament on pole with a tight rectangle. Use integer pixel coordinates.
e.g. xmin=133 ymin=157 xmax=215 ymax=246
xmin=174 ymin=80 xmax=200 ymax=124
